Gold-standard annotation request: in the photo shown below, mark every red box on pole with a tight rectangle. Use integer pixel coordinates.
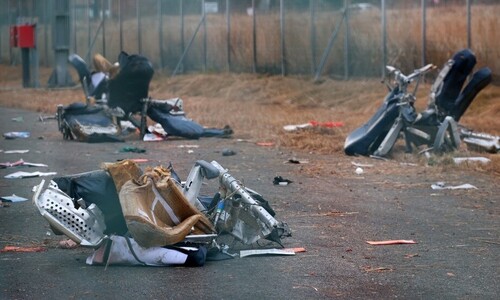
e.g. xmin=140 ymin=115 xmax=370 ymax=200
xmin=16 ymin=24 xmax=36 ymax=48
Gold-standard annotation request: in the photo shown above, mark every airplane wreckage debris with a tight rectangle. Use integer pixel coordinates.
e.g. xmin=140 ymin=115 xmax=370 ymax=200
xmin=32 ymin=159 xmax=292 ymax=267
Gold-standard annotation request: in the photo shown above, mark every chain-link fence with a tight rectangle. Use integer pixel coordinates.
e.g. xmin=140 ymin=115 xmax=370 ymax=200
xmin=1 ymin=0 xmax=498 ymax=83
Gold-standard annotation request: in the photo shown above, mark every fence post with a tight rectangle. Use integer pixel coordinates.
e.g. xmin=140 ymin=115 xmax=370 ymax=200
xmin=467 ymin=0 xmax=471 ymax=49
xmin=119 ymin=0 xmax=123 ymax=51
xmin=381 ymin=0 xmax=387 ymax=78
xmin=180 ymin=0 xmax=184 ymax=73
xmin=280 ymin=0 xmax=285 ymax=76
xmin=137 ymin=0 xmax=141 ymax=53
xmin=87 ymin=0 xmax=91 ymax=62
xmin=226 ymin=0 xmax=231 ymax=72
xmin=344 ymin=0 xmax=350 ymax=80
xmin=159 ymin=0 xmax=164 ymax=70
xmin=421 ymin=0 xmax=426 ymax=67
xmin=102 ymin=1 xmax=106 ymax=58
xmin=202 ymin=0 xmax=207 ymax=72
xmin=310 ymin=0 xmax=316 ymax=76
xmin=252 ymin=0 xmax=256 ymax=73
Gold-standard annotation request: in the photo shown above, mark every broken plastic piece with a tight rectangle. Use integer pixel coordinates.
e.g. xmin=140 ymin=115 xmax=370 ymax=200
xmin=453 ymin=157 xmax=491 ymax=164
xmin=240 ymin=247 xmax=305 ymax=258
xmin=431 ymin=182 xmax=478 ymax=190
xmin=3 ymin=131 xmax=30 ymax=139
xmin=5 ymin=171 xmax=57 ymax=179
xmin=0 ymin=194 xmax=28 ymax=202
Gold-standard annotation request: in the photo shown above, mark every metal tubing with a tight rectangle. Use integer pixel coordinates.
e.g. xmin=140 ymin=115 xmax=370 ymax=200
xmin=381 ymin=0 xmax=386 ymax=78
xmin=252 ymin=0 xmax=256 ymax=73
xmin=226 ymin=0 xmax=230 ymax=71
xmin=421 ymin=0 xmax=426 ymax=67
xmin=280 ymin=0 xmax=285 ymax=76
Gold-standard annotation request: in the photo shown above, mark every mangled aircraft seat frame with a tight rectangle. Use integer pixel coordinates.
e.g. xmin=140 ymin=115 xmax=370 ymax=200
xmin=344 ymin=48 xmax=492 ymax=157
xmin=61 ymin=52 xmax=231 ymax=141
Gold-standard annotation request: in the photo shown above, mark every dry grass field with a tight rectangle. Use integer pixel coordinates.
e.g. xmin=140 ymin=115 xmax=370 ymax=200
xmin=0 ymin=63 xmax=499 ymax=176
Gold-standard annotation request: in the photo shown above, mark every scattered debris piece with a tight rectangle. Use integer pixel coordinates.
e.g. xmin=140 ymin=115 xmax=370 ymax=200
xmin=404 ymin=253 xmax=420 ymax=258
xmin=4 ymin=171 xmax=57 ymax=179
xmin=363 ymin=266 xmax=393 ymax=272
xmin=39 ymin=114 xmax=56 ymax=122
xmin=453 ymin=157 xmax=491 ymax=164
xmin=273 ymin=176 xmax=293 ymax=186
xmin=0 ymin=159 xmax=48 ymax=168
xmin=222 ymin=148 xmax=236 ymax=156
xmin=11 ymin=116 xmax=24 ymax=122
xmin=366 ymin=240 xmax=417 ymax=245
xmin=240 ymin=247 xmax=305 ymax=258
xmin=0 ymin=194 xmax=28 ymax=202
xmin=283 ymin=121 xmax=344 ymax=132
xmin=3 ymin=150 xmax=29 ymax=154
xmin=119 ymin=146 xmax=146 ymax=153
xmin=3 ymin=132 xmax=30 ymax=139
xmin=0 ymin=246 xmax=47 ymax=253
xmin=461 ymin=128 xmax=499 ymax=153
xmin=287 ymin=158 xmax=309 ymax=164
xmin=177 ymin=144 xmax=200 ymax=148
xmin=351 ymin=161 xmax=374 ymax=168
xmin=355 ymin=167 xmax=364 ymax=175
xmin=142 ymin=133 xmax=167 ymax=142
xmin=143 ymin=133 xmax=167 ymax=142
xmin=59 ymin=239 xmax=79 ymax=249
xmin=256 ymin=142 xmax=274 ymax=147
xmin=308 ymin=121 xmax=344 ymax=128
xmin=431 ymin=182 xmax=478 ymax=190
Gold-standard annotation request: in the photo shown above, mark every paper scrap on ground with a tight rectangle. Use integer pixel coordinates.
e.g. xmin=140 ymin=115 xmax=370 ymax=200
xmin=0 ymin=194 xmax=28 ymax=202
xmin=431 ymin=182 xmax=478 ymax=190
xmin=4 ymin=150 xmax=29 ymax=154
xmin=3 ymin=131 xmax=30 ymax=139
xmin=4 ymin=171 xmax=57 ymax=179
xmin=0 ymin=159 xmax=48 ymax=168
xmin=283 ymin=121 xmax=344 ymax=132
xmin=240 ymin=247 xmax=306 ymax=258
xmin=453 ymin=157 xmax=491 ymax=164
xmin=143 ymin=133 xmax=166 ymax=142
xmin=366 ymin=240 xmax=417 ymax=245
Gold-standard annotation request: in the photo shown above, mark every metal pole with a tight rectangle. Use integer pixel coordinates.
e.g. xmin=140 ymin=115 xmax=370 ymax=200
xmin=226 ymin=0 xmax=230 ymax=72
xmin=314 ymin=10 xmax=345 ymax=81
xmin=119 ymin=0 xmax=123 ymax=50
xmin=252 ymin=0 xmax=256 ymax=73
xmin=102 ymin=0 xmax=106 ymax=57
xmin=72 ymin=0 xmax=77 ymax=54
xmin=159 ymin=0 xmax=164 ymax=70
xmin=310 ymin=0 xmax=317 ymax=76
xmin=44 ymin=0 xmax=49 ymax=66
xmin=137 ymin=0 xmax=141 ymax=53
xmin=180 ymin=0 xmax=184 ymax=73
xmin=421 ymin=0 xmax=426 ymax=67
xmin=87 ymin=0 xmax=91 ymax=61
xmin=172 ymin=14 xmax=207 ymax=77
xmin=381 ymin=0 xmax=387 ymax=78
xmin=8 ymin=0 xmax=12 ymax=65
xmin=344 ymin=0 xmax=350 ymax=80
xmin=280 ymin=0 xmax=285 ymax=76
xmin=202 ymin=0 xmax=207 ymax=72
xmin=466 ymin=0 xmax=471 ymax=49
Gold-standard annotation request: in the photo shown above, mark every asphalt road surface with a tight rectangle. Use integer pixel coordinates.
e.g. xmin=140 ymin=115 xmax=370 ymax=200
xmin=0 ymin=107 xmax=498 ymax=299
